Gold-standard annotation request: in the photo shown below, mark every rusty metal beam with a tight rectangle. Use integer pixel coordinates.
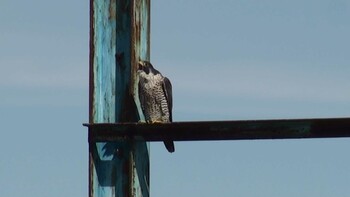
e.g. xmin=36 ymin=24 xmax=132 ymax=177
xmin=85 ymin=118 xmax=350 ymax=142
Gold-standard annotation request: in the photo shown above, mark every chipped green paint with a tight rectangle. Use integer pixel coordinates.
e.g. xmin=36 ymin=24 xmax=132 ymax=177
xmin=89 ymin=0 xmax=150 ymax=196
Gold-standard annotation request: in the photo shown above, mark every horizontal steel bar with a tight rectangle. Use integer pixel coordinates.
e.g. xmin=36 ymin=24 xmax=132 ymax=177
xmin=84 ymin=118 xmax=350 ymax=142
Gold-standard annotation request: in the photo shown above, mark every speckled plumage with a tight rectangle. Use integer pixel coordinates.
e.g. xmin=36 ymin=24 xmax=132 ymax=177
xmin=139 ymin=74 xmax=171 ymax=122
xmin=137 ymin=61 xmax=174 ymax=152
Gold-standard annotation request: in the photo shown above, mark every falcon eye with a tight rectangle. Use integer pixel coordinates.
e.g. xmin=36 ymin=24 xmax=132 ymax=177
xmin=138 ymin=64 xmax=143 ymax=70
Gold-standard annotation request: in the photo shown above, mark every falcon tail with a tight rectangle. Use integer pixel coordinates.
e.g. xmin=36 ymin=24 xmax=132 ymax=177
xmin=164 ymin=140 xmax=175 ymax=153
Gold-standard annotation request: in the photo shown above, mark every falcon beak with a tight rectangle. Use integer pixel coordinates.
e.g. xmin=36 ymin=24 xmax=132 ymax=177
xmin=138 ymin=61 xmax=144 ymax=70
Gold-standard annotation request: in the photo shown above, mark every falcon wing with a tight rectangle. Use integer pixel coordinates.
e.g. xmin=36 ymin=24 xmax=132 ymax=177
xmin=162 ymin=77 xmax=173 ymax=122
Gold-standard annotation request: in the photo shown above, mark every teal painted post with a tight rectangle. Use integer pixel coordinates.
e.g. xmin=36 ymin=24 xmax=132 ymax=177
xmin=89 ymin=0 xmax=150 ymax=197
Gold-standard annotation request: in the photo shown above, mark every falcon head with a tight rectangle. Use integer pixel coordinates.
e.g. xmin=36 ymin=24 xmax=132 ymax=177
xmin=138 ymin=61 xmax=160 ymax=76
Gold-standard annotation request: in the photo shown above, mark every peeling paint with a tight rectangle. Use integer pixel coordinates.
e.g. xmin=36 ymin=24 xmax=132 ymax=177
xmin=89 ymin=0 xmax=150 ymax=197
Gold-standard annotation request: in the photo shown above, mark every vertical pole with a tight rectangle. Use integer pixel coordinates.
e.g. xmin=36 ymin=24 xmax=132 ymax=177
xmin=89 ymin=0 xmax=150 ymax=197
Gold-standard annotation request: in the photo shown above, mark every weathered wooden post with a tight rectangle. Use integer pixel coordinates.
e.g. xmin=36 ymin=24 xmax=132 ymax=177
xmin=89 ymin=0 xmax=150 ymax=196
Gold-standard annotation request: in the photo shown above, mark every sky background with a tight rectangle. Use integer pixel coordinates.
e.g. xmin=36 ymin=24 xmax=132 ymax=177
xmin=1 ymin=0 xmax=350 ymax=196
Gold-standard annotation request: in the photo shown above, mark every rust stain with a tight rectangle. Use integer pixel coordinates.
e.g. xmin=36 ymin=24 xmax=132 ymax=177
xmin=89 ymin=152 xmax=94 ymax=197
xmin=109 ymin=0 xmax=116 ymax=20
xmin=89 ymin=0 xmax=95 ymax=123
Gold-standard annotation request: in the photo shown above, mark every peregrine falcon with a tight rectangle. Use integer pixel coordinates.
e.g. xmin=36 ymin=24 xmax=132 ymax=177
xmin=137 ymin=60 xmax=174 ymax=153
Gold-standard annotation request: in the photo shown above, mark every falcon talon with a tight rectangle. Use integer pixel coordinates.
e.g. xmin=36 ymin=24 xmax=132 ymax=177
xmin=137 ymin=60 xmax=175 ymax=153
xmin=150 ymin=120 xmax=163 ymax=124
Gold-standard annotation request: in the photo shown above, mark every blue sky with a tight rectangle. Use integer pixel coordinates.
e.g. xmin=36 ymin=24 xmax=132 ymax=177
xmin=1 ymin=0 xmax=350 ymax=196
